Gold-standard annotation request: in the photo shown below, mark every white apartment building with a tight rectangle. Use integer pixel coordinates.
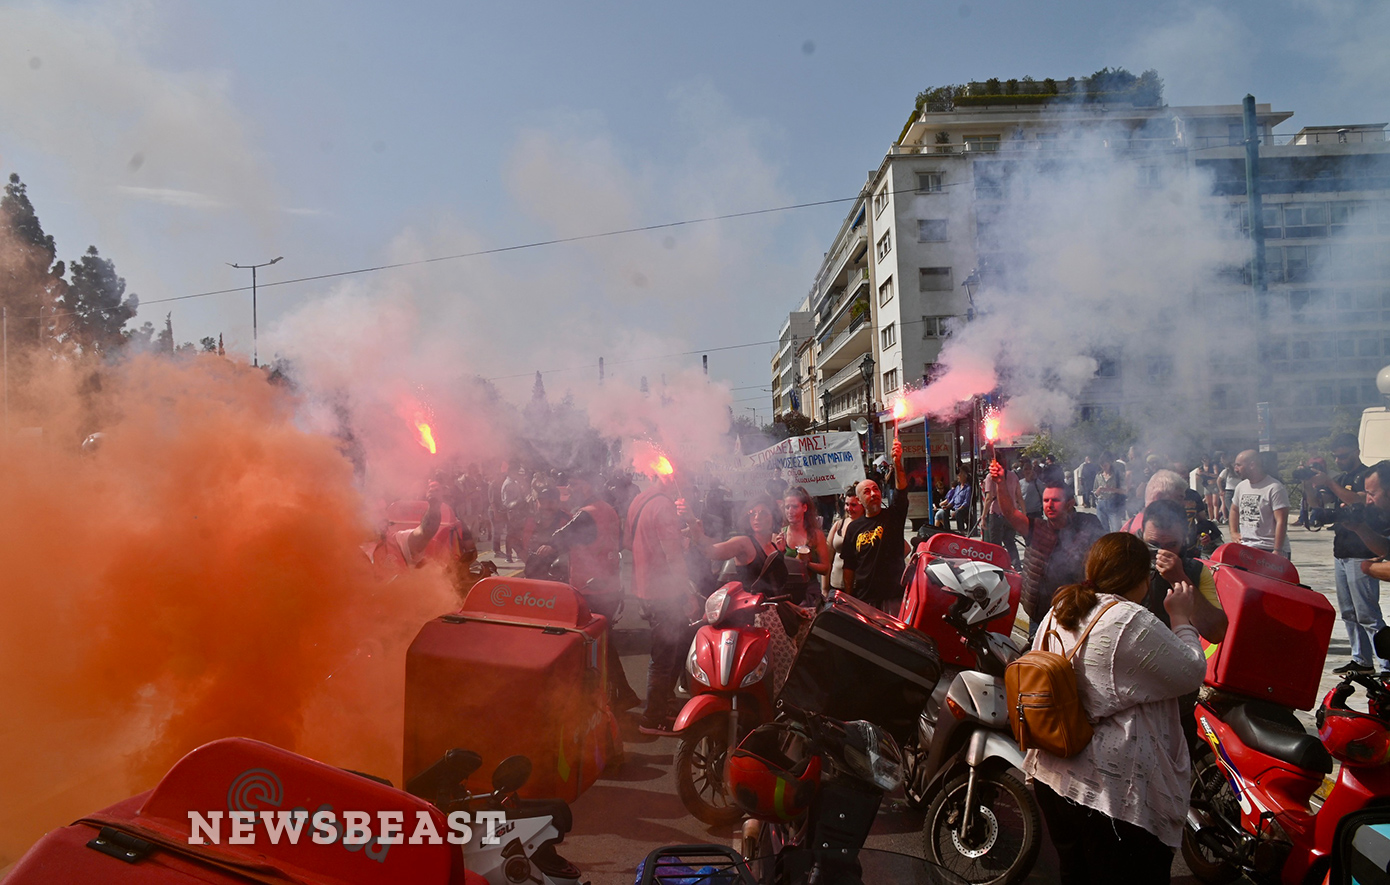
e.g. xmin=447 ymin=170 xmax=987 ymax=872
xmin=776 ymin=93 xmax=1390 ymax=452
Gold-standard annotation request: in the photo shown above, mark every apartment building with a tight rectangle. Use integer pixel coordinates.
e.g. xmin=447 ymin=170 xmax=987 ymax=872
xmin=774 ymin=92 xmax=1390 ymax=452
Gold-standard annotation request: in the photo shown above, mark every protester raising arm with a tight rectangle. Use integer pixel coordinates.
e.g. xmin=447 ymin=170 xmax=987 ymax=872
xmin=989 ymin=460 xmax=1030 ymax=536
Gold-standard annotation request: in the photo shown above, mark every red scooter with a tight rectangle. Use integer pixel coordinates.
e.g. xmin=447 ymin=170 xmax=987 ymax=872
xmin=1183 ymin=633 xmax=1390 ymax=884
xmin=672 ymin=582 xmax=792 ymax=827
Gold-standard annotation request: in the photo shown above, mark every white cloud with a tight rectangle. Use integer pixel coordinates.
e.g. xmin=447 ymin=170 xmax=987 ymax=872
xmin=0 ymin=2 xmax=281 ymax=227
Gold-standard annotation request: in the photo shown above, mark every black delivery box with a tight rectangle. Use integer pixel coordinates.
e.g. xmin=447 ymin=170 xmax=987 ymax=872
xmin=778 ymin=592 xmax=941 ymax=744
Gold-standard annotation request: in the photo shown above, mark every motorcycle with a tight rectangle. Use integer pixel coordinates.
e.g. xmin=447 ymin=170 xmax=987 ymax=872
xmin=673 ymin=582 xmax=799 ymax=826
xmin=407 ymin=748 xmax=584 ymax=885
xmin=732 ymin=705 xmax=908 ymax=882
xmin=906 ymin=559 xmax=1041 ymax=885
xmin=1182 ymin=629 xmax=1390 ymax=884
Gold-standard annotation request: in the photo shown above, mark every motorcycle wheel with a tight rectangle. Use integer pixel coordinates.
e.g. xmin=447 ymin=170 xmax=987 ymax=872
xmin=1180 ymin=754 xmax=1242 ymax=884
xmin=923 ymin=769 xmax=1040 ymax=885
xmin=675 ymin=715 xmax=742 ymax=827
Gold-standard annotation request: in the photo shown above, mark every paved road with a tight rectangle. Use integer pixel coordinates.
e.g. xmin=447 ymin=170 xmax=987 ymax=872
xmin=490 ymin=526 xmax=1352 ymax=884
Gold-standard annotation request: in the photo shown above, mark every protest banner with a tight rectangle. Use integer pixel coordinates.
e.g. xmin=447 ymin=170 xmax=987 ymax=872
xmin=743 ymin=432 xmax=866 ymax=497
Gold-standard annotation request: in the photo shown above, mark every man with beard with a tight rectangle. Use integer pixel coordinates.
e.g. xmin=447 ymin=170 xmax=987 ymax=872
xmin=991 ymin=464 xmax=1104 ymax=639
xmin=841 ymin=438 xmax=909 ymax=612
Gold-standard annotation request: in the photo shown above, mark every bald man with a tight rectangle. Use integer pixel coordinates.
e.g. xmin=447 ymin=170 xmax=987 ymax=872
xmin=1229 ymin=449 xmax=1290 ymax=558
xmin=841 ymin=438 xmax=909 ymax=612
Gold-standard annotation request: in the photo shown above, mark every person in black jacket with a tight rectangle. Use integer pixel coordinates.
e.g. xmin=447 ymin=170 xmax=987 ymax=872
xmin=840 ymin=438 xmax=909 ymax=613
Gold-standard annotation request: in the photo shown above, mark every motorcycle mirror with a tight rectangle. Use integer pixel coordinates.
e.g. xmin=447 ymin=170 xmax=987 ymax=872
xmin=491 ymin=755 xmax=533 ymax=795
xmin=1375 ymin=627 xmax=1390 ymax=662
xmin=404 ymin=748 xmax=483 ymax=802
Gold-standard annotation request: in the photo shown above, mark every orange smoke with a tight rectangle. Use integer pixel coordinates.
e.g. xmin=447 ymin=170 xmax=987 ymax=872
xmin=416 ymin=420 xmax=437 ymax=454
xmin=0 ymin=353 xmax=457 ymax=865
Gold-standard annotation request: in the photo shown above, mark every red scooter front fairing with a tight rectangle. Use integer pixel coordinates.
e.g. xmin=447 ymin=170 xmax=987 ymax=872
xmin=672 ymin=582 xmax=785 ymax=826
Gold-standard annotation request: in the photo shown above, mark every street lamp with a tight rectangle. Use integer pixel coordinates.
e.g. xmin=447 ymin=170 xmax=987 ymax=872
xmin=821 ymin=388 xmax=832 ymax=431
xmin=961 ymin=268 xmax=981 ymax=322
xmin=228 ymin=256 xmax=283 ymax=367
xmin=858 ymin=352 xmax=875 ymax=459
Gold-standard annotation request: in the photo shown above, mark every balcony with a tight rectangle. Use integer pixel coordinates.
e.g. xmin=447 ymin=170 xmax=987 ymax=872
xmin=818 ymin=313 xmax=871 ymax=372
xmin=826 ymin=384 xmax=870 ymax=422
xmin=821 ymin=359 xmax=868 ymax=395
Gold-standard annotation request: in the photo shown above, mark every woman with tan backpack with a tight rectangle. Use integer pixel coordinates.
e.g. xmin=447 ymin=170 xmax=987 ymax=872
xmin=1022 ymin=532 xmax=1206 ymax=884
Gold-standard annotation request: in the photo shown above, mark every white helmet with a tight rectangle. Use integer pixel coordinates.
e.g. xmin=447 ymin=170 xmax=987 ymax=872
xmin=926 ymin=558 xmax=1010 ymax=625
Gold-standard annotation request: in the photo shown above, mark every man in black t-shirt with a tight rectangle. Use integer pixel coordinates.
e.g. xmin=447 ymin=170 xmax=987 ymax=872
xmin=841 ymin=438 xmax=909 ymax=613
xmin=1310 ymin=433 xmax=1390 ymax=674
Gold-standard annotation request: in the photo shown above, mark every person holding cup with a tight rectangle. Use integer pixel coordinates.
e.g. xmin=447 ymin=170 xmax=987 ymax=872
xmin=781 ymin=485 xmax=830 ymax=606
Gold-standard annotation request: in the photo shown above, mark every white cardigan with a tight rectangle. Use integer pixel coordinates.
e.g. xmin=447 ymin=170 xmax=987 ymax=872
xmin=1023 ymin=597 xmax=1206 ymax=848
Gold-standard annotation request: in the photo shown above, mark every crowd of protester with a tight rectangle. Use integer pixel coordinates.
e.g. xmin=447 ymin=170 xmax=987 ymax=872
xmin=370 ymin=430 xmax=1390 ymax=883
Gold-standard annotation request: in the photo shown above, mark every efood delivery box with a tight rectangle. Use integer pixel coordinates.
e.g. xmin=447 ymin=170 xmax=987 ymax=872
xmin=900 ymin=533 xmax=1021 ymax=667
xmin=404 ymin=577 xmax=617 ymax=803
xmin=3 ymin=738 xmax=460 ymax=885
xmin=1204 ymin=544 xmax=1335 ymax=711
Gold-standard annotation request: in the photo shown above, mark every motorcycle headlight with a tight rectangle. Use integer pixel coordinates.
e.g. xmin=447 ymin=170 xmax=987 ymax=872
xmin=687 ymin=646 xmax=710 ymax=685
xmin=704 ymin=587 xmax=731 ymax=625
xmin=844 ymin=720 xmax=904 ymax=792
xmin=739 ymin=654 xmax=770 ymax=687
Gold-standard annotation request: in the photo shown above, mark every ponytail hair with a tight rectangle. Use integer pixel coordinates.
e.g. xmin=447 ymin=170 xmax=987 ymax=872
xmin=1051 ymin=532 xmax=1149 ymax=630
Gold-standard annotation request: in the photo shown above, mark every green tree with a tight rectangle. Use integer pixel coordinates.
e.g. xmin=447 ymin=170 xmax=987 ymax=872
xmin=56 ymin=246 xmax=138 ymax=356
xmin=200 ymin=336 xmax=218 ymax=353
xmin=0 ymin=173 xmax=65 ymax=345
xmin=156 ymin=312 xmax=174 ymax=354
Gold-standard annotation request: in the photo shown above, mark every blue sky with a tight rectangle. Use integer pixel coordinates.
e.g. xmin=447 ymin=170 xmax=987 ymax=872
xmin=1 ymin=0 xmax=1386 ymax=414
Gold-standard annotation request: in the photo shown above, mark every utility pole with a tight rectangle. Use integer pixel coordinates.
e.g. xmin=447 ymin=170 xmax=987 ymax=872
xmin=1243 ymin=95 xmax=1274 ymax=447
xmin=3 ymin=306 xmax=8 ymax=437
xmin=227 ymin=256 xmax=283 ymax=367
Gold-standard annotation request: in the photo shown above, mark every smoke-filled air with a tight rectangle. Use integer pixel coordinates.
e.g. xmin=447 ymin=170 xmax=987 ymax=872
xmin=905 ymin=122 xmax=1246 ymax=449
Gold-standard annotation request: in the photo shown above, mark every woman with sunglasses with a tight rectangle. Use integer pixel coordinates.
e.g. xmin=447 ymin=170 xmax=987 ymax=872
xmin=823 ymin=484 xmax=864 ymax=598
xmin=686 ymin=494 xmax=789 ymax=598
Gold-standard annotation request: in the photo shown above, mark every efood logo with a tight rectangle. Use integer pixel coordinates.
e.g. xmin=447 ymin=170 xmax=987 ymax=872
xmin=489 ymin=584 xmax=558 ymax=610
xmin=228 ymin=768 xmax=283 ymax=813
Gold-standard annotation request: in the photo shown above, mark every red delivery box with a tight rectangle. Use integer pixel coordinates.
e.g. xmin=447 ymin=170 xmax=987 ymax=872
xmin=404 ymin=577 xmax=618 ymax=803
xmin=1204 ymin=544 xmax=1334 ymax=711
xmin=900 ymin=534 xmax=1021 ymax=667
xmin=4 ymin=738 xmax=460 ymax=885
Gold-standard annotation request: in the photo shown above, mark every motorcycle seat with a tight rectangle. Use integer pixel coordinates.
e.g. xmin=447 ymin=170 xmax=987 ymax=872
xmin=510 ymin=797 xmax=573 ymax=835
xmin=1225 ymin=700 xmax=1332 ymax=775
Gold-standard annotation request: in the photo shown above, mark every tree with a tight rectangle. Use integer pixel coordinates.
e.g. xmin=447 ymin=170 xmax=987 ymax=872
xmin=55 ymin=246 xmax=137 ymax=356
xmin=0 ymin=173 xmax=64 ymax=345
xmin=531 ymin=370 xmax=547 ymax=402
xmin=200 ymin=336 xmax=218 ymax=353
xmin=156 ymin=312 xmax=174 ymax=354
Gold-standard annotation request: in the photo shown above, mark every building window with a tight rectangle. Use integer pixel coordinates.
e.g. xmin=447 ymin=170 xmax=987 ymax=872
xmin=1138 ymin=166 xmax=1162 ymax=188
xmin=921 ymin=315 xmax=953 ymax=338
xmin=1094 ymin=352 xmax=1120 ymax=377
xmin=881 ymin=323 xmax=897 ymax=349
xmin=873 ymin=187 xmax=889 ymax=218
xmin=878 ymin=276 xmax=894 ymax=305
xmin=964 ymin=135 xmax=1000 ymax=153
xmin=876 ymin=230 xmax=892 ymax=261
xmin=883 ymin=368 xmax=900 ymax=393
xmin=1284 ymin=204 xmax=1328 ymax=238
xmin=917 ymin=172 xmax=943 ymax=193
xmin=918 ymin=219 xmax=948 ymax=242
xmin=919 ymin=266 xmax=952 ymax=291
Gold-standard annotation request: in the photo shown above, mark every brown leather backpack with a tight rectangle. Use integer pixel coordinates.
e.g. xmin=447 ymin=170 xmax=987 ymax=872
xmin=1005 ymin=599 xmax=1121 ymax=757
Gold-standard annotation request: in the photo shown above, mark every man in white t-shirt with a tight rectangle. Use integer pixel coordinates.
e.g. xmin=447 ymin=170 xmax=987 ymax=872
xmin=1229 ymin=449 xmax=1290 ymax=558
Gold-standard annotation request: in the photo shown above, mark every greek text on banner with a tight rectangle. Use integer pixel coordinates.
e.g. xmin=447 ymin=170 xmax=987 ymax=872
xmin=743 ymin=432 xmax=867 ymax=497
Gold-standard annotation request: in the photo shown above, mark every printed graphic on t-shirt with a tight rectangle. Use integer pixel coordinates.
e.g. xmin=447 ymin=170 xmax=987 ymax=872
xmin=1238 ymin=493 xmax=1262 ymax=526
xmin=855 ymin=525 xmax=884 ymax=552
